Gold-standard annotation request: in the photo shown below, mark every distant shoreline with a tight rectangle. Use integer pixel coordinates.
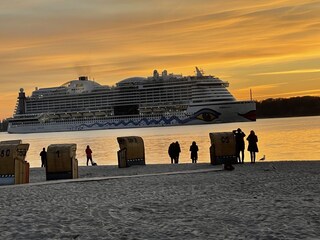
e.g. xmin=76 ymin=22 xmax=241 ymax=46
xmin=257 ymin=114 xmax=320 ymax=119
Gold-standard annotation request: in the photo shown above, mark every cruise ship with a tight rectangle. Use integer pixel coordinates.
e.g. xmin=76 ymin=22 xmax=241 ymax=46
xmin=7 ymin=68 xmax=256 ymax=133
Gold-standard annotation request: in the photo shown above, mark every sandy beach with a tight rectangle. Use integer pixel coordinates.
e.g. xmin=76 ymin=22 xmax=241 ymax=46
xmin=0 ymin=161 xmax=319 ymax=239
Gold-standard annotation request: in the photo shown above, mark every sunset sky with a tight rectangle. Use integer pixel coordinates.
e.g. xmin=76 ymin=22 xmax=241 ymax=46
xmin=1 ymin=0 xmax=320 ymax=119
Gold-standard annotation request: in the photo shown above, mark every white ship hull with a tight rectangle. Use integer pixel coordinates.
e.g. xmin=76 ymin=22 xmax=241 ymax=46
xmin=8 ymin=102 xmax=255 ymax=133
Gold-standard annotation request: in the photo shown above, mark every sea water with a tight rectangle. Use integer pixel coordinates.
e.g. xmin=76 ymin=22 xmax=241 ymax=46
xmin=0 ymin=116 xmax=319 ymax=167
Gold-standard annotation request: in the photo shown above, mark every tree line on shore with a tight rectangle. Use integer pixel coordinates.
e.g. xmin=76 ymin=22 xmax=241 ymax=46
xmin=0 ymin=96 xmax=319 ymax=132
xmin=256 ymin=96 xmax=320 ymax=118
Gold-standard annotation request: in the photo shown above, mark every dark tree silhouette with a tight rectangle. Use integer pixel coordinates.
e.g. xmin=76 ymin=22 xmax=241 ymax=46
xmin=256 ymin=96 xmax=320 ymax=118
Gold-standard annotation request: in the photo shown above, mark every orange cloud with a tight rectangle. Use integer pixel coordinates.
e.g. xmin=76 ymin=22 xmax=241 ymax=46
xmin=0 ymin=0 xmax=319 ymax=119
xmin=251 ymin=69 xmax=320 ymax=76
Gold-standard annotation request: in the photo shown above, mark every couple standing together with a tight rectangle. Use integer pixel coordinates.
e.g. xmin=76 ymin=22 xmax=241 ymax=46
xmin=168 ymin=141 xmax=181 ymax=164
xmin=233 ymin=128 xmax=259 ymax=163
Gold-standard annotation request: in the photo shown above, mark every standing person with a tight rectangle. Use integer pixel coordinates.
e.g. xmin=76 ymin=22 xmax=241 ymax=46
xmin=40 ymin=147 xmax=47 ymax=168
xmin=189 ymin=141 xmax=199 ymax=163
xmin=85 ymin=145 xmax=93 ymax=166
xmin=168 ymin=142 xmax=175 ymax=164
xmin=247 ymin=130 xmax=259 ymax=163
xmin=174 ymin=141 xmax=181 ymax=164
xmin=233 ymin=128 xmax=246 ymax=163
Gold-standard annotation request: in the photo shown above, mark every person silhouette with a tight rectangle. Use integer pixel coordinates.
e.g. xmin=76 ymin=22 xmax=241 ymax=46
xmin=174 ymin=141 xmax=181 ymax=164
xmin=40 ymin=147 xmax=47 ymax=168
xmin=233 ymin=128 xmax=246 ymax=163
xmin=168 ymin=142 xmax=175 ymax=164
xmin=85 ymin=145 xmax=94 ymax=166
xmin=247 ymin=130 xmax=259 ymax=163
xmin=189 ymin=141 xmax=199 ymax=163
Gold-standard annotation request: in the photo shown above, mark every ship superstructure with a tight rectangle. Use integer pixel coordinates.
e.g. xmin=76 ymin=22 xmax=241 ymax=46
xmin=8 ymin=68 xmax=256 ymax=133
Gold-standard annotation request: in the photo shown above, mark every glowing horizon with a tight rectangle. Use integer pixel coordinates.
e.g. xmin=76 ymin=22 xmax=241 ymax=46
xmin=1 ymin=0 xmax=319 ymax=119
